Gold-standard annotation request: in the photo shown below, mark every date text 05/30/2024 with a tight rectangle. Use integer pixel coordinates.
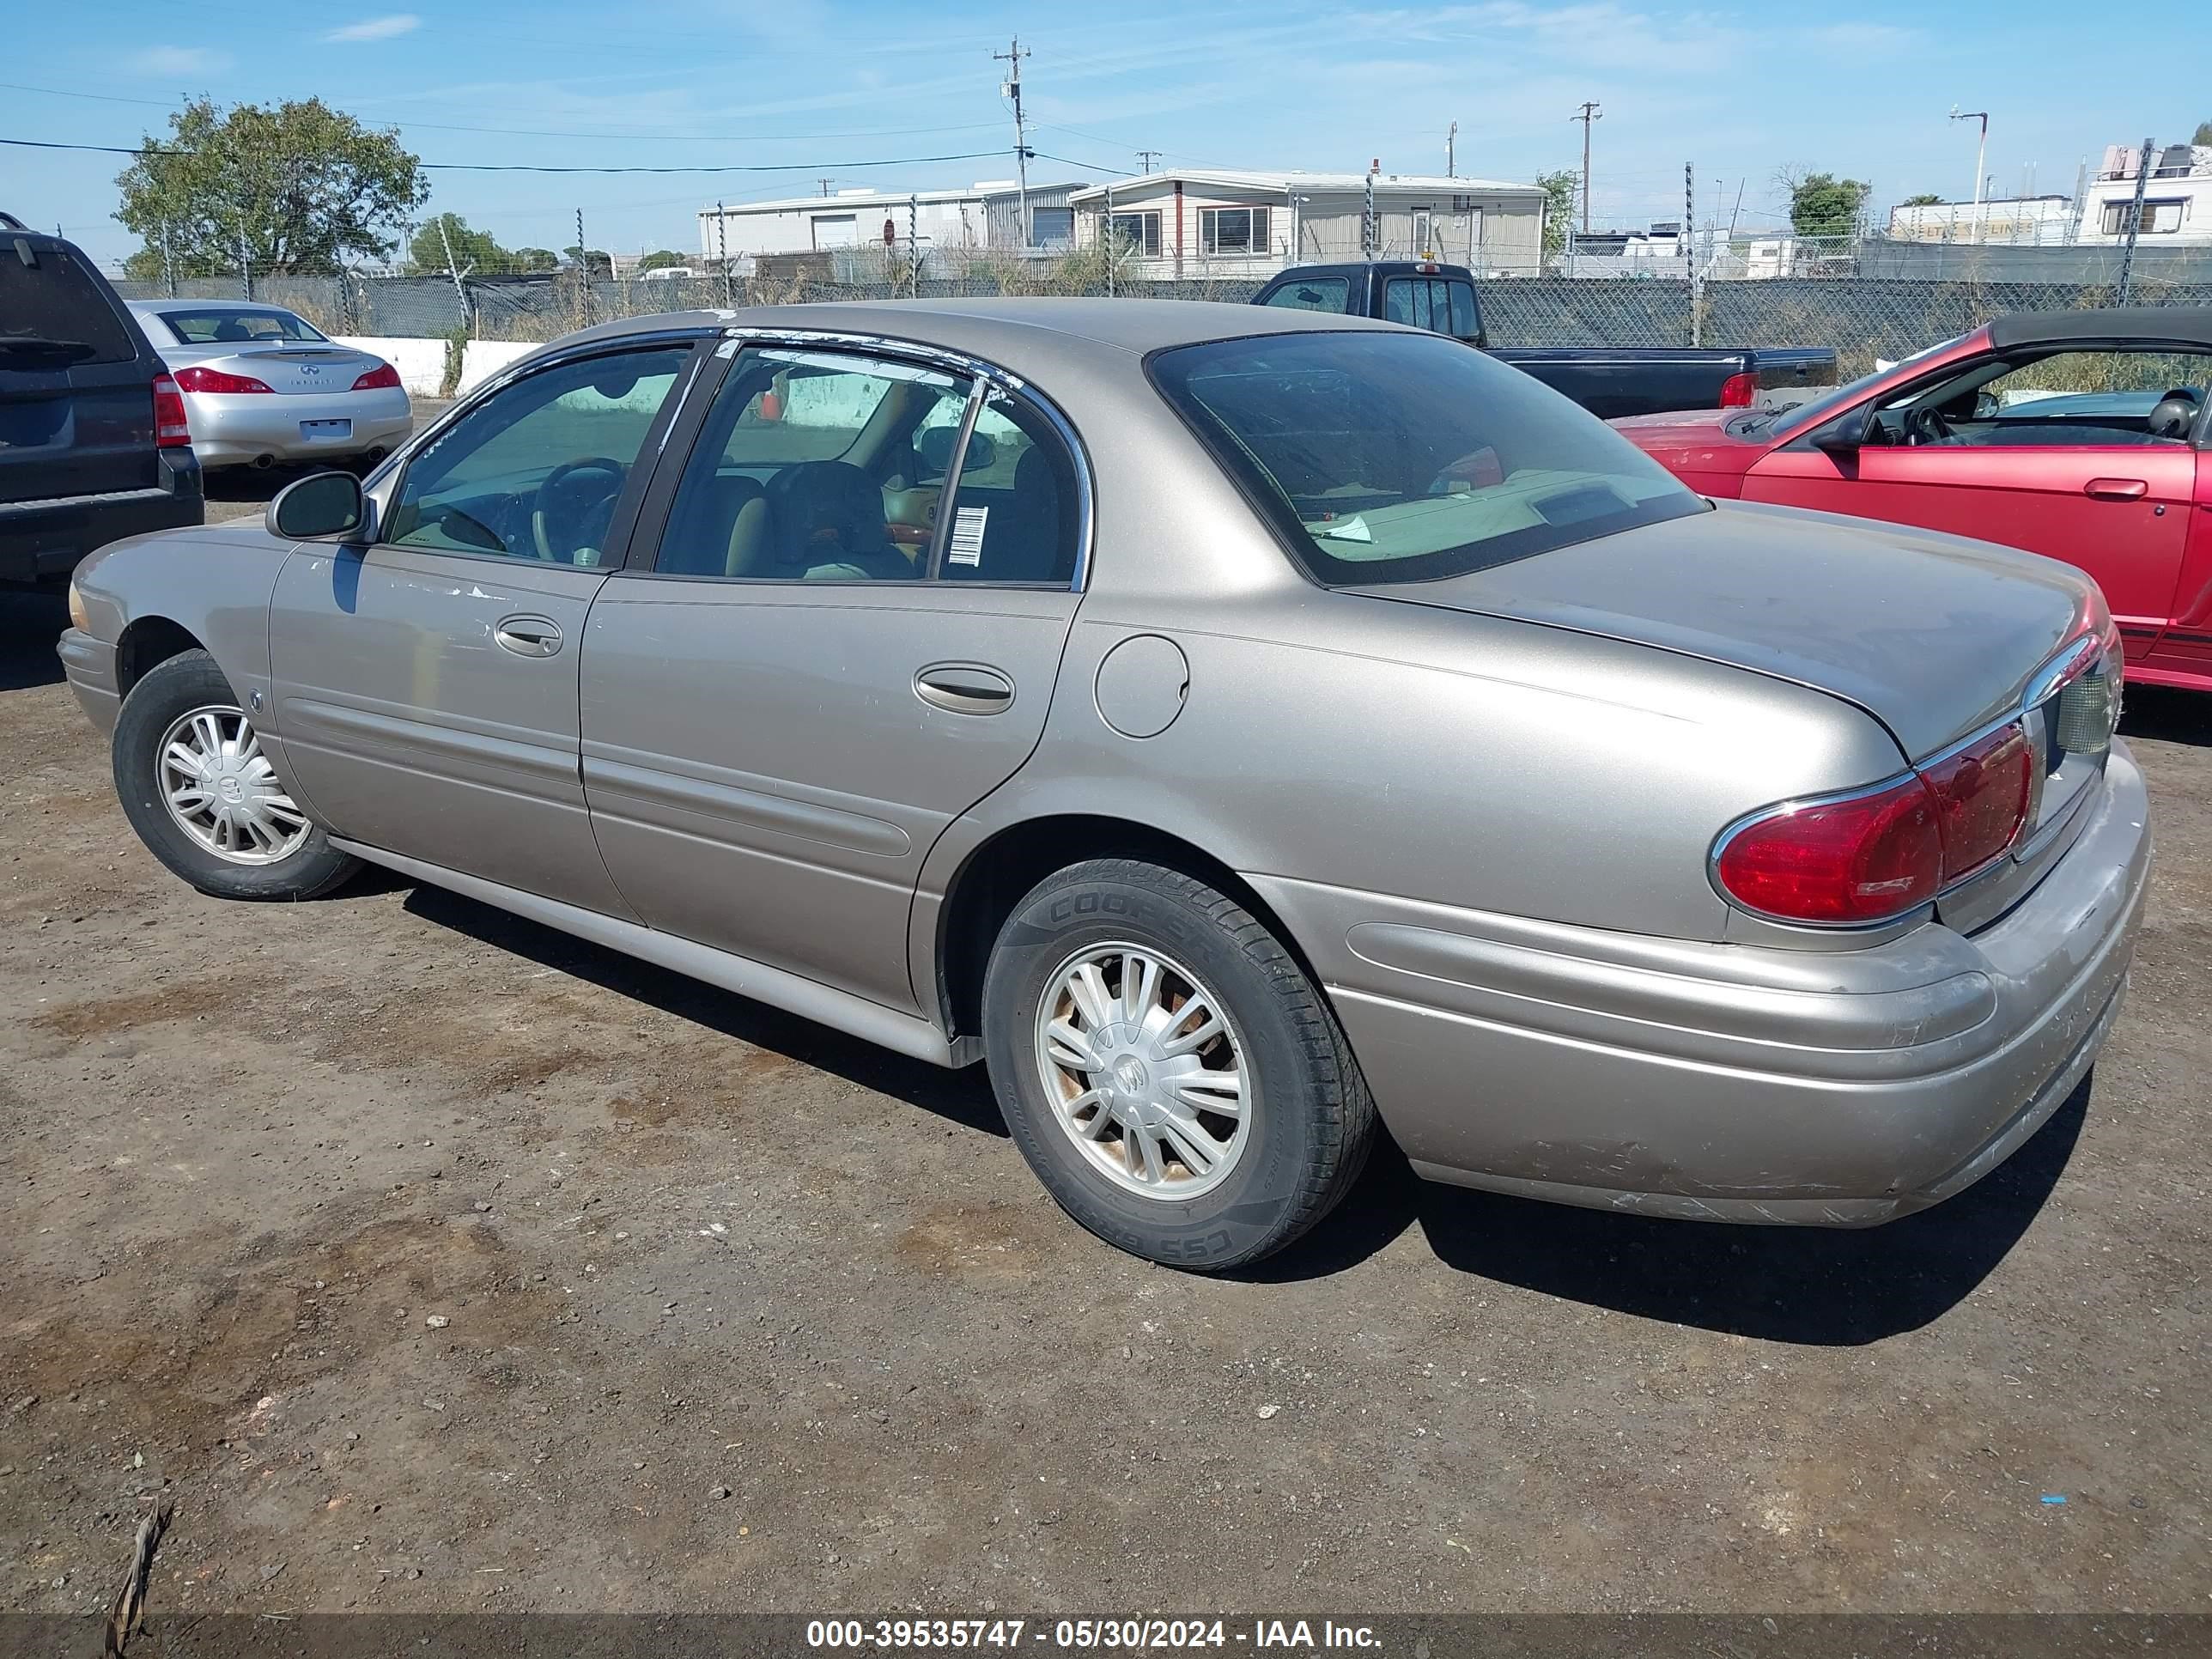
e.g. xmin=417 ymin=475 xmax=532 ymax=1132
xmin=805 ymin=1619 xmax=1383 ymax=1650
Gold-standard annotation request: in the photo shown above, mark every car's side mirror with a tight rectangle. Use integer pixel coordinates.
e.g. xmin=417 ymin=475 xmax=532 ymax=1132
xmin=267 ymin=471 xmax=373 ymax=542
xmin=1811 ymin=404 xmax=1872 ymax=455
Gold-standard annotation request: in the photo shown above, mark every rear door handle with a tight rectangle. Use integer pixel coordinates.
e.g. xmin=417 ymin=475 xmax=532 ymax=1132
xmin=915 ymin=663 xmax=1013 ymax=715
xmin=494 ymin=615 xmax=562 ymax=657
xmin=2084 ymin=477 xmax=2148 ymax=501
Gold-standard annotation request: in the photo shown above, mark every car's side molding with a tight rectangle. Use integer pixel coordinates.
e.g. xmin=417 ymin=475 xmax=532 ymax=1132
xmin=328 ymin=839 xmax=981 ymax=1069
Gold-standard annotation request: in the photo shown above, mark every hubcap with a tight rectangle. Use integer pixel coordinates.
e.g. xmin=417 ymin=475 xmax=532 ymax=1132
xmin=156 ymin=704 xmax=312 ymax=866
xmin=1032 ymin=942 xmax=1249 ymax=1200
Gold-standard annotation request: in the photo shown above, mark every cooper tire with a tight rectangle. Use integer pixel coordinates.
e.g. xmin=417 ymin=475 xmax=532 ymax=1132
xmin=982 ymin=858 xmax=1376 ymax=1271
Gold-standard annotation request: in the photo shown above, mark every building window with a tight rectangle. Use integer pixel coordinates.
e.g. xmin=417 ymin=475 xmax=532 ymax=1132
xmin=2103 ymin=198 xmax=2189 ymax=235
xmin=1108 ymin=210 xmax=1164 ymax=257
xmin=1030 ymin=206 xmax=1074 ymax=246
xmin=1199 ymin=206 xmax=1271 ymax=256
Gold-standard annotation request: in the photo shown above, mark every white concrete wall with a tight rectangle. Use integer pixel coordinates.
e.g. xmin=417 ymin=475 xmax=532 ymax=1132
xmin=455 ymin=340 xmax=542 ymax=394
xmin=333 ymin=337 xmax=447 ymax=397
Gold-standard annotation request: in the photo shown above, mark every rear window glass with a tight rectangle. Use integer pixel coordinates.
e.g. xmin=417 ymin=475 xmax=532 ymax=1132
xmin=0 ymin=242 xmax=137 ymax=366
xmin=1151 ymin=330 xmax=1704 ymax=586
xmin=152 ymin=308 xmax=327 ymax=344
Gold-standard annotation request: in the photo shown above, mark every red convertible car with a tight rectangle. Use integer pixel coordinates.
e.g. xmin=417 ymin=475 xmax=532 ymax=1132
xmin=1615 ymin=308 xmax=2212 ymax=693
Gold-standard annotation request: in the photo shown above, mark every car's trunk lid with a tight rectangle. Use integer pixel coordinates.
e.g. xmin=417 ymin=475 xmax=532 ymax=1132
xmin=1346 ymin=496 xmax=2091 ymax=762
xmin=195 ymin=345 xmax=378 ymax=394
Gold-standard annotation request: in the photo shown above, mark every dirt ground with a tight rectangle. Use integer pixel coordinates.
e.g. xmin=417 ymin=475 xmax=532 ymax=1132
xmin=3 ymin=511 xmax=2209 ymax=1623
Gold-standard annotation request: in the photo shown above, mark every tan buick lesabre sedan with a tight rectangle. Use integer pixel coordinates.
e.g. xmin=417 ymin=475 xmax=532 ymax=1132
xmin=58 ymin=300 xmax=2148 ymax=1269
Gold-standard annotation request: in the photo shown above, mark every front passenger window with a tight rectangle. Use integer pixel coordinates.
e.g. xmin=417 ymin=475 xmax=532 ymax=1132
xmin=383 ymin=345 xmax=692 ymax=565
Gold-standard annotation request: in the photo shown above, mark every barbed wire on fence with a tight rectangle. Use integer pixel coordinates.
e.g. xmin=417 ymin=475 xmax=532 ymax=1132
xmin=111 ymin=241 xmax=2212 ymax=383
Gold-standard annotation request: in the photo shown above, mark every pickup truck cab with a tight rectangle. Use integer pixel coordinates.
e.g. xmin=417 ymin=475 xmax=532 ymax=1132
xmin=1252 ymin=260 xmax=1836 ymax=420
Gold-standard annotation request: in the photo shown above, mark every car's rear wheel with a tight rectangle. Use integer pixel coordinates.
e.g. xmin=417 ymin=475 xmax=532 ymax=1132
xmin=112 ymin=649 xmax=359 ymax=901
xmin=981 ymin=859 xmax=1376 ymax=1271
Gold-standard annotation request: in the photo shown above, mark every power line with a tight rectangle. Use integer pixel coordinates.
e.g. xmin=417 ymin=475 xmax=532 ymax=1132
xmin=0 ymin=82 xmax=1011 ymax=144
xmin=0 ymin=134 xmax=1015 ymax=175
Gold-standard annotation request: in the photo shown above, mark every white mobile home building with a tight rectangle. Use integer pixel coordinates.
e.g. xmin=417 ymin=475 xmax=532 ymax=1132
xmin=1069 ymin=168 xmax=1547 ymax=279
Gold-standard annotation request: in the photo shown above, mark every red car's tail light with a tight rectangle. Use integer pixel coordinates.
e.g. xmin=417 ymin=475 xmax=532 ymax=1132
xmin=173 ymin=365 xmax=274 ymax=394
xmin=351 ymin=362 xmax=402 ymax=391
xmin=1713 ymin=776 xmax=1942 ymax=924
xmin=1717 ymin=370 xmax=1758 ymax=407
xmin=1920 ymin=722 xmax=2034 ymax=878
xmin=151 ymin=373 xmax=191 ymax=447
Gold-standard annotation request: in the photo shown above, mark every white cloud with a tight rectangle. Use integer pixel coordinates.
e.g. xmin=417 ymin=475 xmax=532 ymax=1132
xmin=325 ymin=13 xmax=421 ymax=43
xmin=129 ymin=46 xmax=230 ymax=76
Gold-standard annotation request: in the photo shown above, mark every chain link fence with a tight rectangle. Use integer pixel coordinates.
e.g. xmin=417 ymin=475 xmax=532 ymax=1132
xmin=114 ymin=255 xmax=2212 ymax=384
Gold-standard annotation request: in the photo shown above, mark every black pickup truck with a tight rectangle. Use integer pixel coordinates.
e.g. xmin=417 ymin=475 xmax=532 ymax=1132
xmin=1252 ymin=260 xmax=1836 ymax=421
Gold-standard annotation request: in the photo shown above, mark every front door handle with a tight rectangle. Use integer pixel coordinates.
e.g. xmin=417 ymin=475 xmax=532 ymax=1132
xmin=2084 ymin=477 xmax=2148 ymax=501
xmin=494 ymin=615 xmax=562 ymax=657
xmin=915 ymin=663 xmax=1013 ymax=715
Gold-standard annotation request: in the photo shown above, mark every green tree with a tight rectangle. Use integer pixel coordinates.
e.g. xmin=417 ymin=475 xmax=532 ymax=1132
xmin=1899 ymin=192 xmax=1944 ymax=207
xmin=562 ymin=245 xmax=613 ymax=278
xmin=116 ymin=96 xmax=427 ymax=280
xmin=636 ymin=248 xmax=690 ymax=272
xmin=2194 ymin=120 xmax=2212 ymax=145
xmin=1534 ymin=168 xmax=1578 ymax=258
xmin=409 ymin=212 xmax=505 ymax=276
xmin=1782 ymin=171 xmax=1871 ymax=239
xmin=509 ymin=246 xmax=561 ymax=272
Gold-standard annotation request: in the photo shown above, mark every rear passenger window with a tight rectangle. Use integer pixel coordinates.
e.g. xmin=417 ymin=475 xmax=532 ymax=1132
xmin=938 ymin=390 xmax=1080 ymax=585
xmin=656 ymin=347 xmax=1080 ymax=587
xmin=0 ymin=242 xmax=137 ymax=365
xmin=1261 ymin=276 xmax=1350 ymax=314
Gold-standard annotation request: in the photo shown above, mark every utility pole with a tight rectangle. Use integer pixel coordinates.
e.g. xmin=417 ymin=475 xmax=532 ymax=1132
xmin=1571 ymin=100 xmax=1601 ymax=234
xmin=1949 ymin=106 xmax=1988 ymax=240
xmin=1446 ymin=121 xmax=1456 ymax=178
xmin=1136 ymin=149 xmax=1161 ymax=174
xmin=2118 ymin=136 xmax=2154 ymax=303
xmin=994 ymin=36 xmax=1032 ymax=246
xmin=817 ymin=178 xmax=836 ymax=198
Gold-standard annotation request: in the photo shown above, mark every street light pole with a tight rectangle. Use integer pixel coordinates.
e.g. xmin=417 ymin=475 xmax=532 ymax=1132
xmin=1950 ymin=106 xmax=1989 ymax=241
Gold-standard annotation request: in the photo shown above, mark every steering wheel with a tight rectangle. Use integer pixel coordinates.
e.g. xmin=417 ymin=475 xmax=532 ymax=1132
xmin=531 ymin=457 xmax=628 ymax=564
xmin=1905 ymin=404 xmax=1953 ymax=447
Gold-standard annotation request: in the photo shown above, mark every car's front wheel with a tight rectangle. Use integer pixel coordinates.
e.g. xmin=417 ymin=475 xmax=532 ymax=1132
xmin=982 ymin=859 xmax=1376 ymax=1271
xmin=111 ymin=649 xmax=359 ymax=901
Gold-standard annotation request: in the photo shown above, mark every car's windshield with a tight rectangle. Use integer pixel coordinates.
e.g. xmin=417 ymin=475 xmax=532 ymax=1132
xmin=1758 ymin=330 xmax=1974 ymax=437
xmin=1151 ymin=330 xmax=1705 ymax=586
xmin=154 ymin=308 xmax=328 ymax=344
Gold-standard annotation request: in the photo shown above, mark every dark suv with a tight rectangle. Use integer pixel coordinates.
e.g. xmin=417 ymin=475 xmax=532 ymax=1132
xmin=1 ymin=214 xmax=202 ymax=589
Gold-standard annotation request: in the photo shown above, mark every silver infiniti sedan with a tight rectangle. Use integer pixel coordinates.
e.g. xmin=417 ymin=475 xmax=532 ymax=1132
xmin=58 ymin=300 xmax=2148 ymax=1269
xmin=127 ymin=301 xmax=413 ymax=470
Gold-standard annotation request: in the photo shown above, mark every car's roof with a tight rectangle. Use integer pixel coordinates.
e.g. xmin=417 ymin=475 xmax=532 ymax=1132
xmin=564 ymin=296 xmax=1405 ymax=359
xmin=1988 ymin=306 xmax=2212 ymax=350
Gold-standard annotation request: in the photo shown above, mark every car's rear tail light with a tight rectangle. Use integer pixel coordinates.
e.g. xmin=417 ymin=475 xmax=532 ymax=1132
xmin=350 ymin=362 xmax=402 ymax=391
xmin=1713 ymin=775 xmax=1942 ymax=925
xmin=1716 ymin=720 xmax=2040 ymax=926
xmin=1717 ymin=370 xmax=1758 ymax=407
xmin=1920 ymin=722 xmax=2034 ymax=878
xmin=151 ymin=373 xmax=191 ymax=447
xmin=173 ymin=365 xmax=274 ymax=394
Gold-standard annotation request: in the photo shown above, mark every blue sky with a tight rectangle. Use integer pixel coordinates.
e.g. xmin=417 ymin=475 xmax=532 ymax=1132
xmin=4 ymin=0 xmax=2205 ymax=268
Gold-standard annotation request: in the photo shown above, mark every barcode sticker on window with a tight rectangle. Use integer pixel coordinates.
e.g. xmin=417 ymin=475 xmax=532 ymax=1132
xmin=947 ymin=505 xmax=988 ymax=567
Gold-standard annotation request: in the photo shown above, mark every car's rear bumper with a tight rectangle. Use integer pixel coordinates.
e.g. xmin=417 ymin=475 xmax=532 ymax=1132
xmin=58 ymin=627 xmax=123 ymax=737
xmin=182 ymin=386 xmax=413 ymax=466
xmin=0 ymin=467 xmax=203 ymax=586
xmin=1249 ymin=742 xmax=2151 ymax=1226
